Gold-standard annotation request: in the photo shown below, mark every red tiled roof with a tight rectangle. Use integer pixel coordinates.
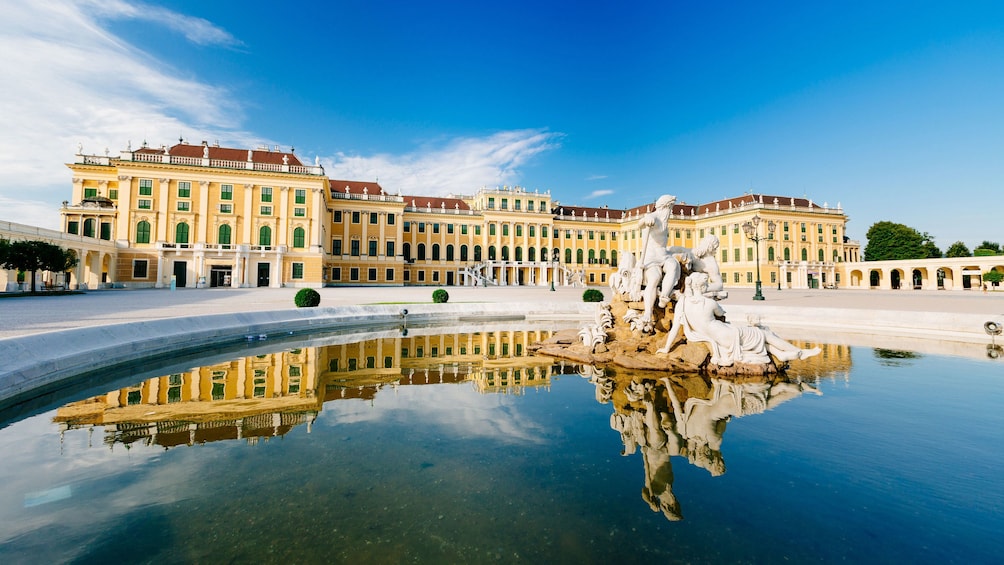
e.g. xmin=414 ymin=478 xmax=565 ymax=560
xmin=622 ymin=202 xmax=696 ymax=217
xmin=403 ymin=195 xmax=471 ymax=211
xmin=552 ymin=205 xmax=625 ymax=220
xmin=695 ymin=194 xmax=820 ymax=214
xmin=136 ymin=143 xmax=305 ymax=166
xmin=330 ymin=180 xmax=387 ymax=197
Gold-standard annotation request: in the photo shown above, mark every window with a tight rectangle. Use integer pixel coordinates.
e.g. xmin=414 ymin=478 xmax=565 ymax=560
xmin=294 ymin=207 xmax=306 ymax=217
xmin=540 ymin=200 xmax=546 ymax=211
xmin=488 ymin=197 xmax=495 ymax=209
xmin=220 ymin=204 xmax=233 ymax=214
xmin=446 ymin=245 xmax=455 ymax=261
xmin=352 ymin=211 xmax=360 ymax=224
xmin=529 ymin=225 xmax=535 ymax=237
xmin=516 ymin=225 xmax=523 ymax=237
xmin=332 ymin=239 xmax=342 ymax=255
xmin=333 ymin=210 xmax=342 ymax=223
xmin=332 ymin=267 xmax=341 ymax=280
xmin=784 ymin=248 xmax=791 ymax=261
xmin=699 ymin=228 xmax=705 ymax=238
xmin=132 ymin=260 xmax=148 ymax=278
xmin=767 ymin=247 xmax=775 ymax=261
xmin=138 ymin=199 xmax=152 ymax=210
xmin=386 ymin=268 xmax=394 ymax=281
xmin=261 ymin=186 xmax=273 ymax=202
xmin=733 ymin=248 xmax=740 ymax=262
xmin=489 ymin=224 xmax=496 ymax=236
xmin=514 ymin=200 xmax=521 ymax=211
xmin=84 ymin=187 xmax=97 ymax=198
xmin=177 ymin=201 xmax=190 ymax=212
xmin=432 ymin=223 xmax=440 ymax=234
xmin=721 ymin=250 xmax=728 ymax=263
xmin=418 ymin=222 xmax=426 ymax=233
xmin=589 ymin=230 xmax=595 ymax=240
xmin=461 ymin=225 xmax=468 ymax=235
xmin=528 ymin=201 xmax=535 ymax=211
xmin=368 ymin=240 xmax=378 ymax=256
xmin=67 ymin=221 xmax=78 ymax=234
xmin=259 ymin=225 xmax=272 ymax=246
xmin=351 ymin=240 xmax=360 ymax=256
xmin=733 ymin=224 xmax=739 ymax=234
xmin=502 ymin=198 xmax=508 ymax=210
xmin=370 ymin=212 xmax=378 ymax=224
xmin=293 ymin=227 xmax=306 ymax=248
xmin=734 ymin=272 xmax=740 ymax=283
xmin=747 ymin=272 xmax=754 ymax=283
xmin=83 ymin=219 xmax=96 ymax=238
xmin=819 ymin=249 xmax=825 ymax=261
xmin=404 ymin=221 xmax=411 ymax=232
xmin=418 ymin=271 xmax=425 ymax=282
xmin=577 ymin=230 xmax=583 ymax=240
xmin=386 ymin=241 xmax=395 ymax=257
xmin=387 ymin=213 xmax=395 ymax=225
xmin=747 ymin=248 xmax=754 ymax=262
xmin=350 ymin=267 xmax=359 ymax=281
xmin=139 ymin=179 xmax=153 ymax=196
xmin=292 ymin=263 xmax=304 ymax=279
xmin=260 ymin=205 xmax=272 ymax=215
xmin=368 ymin=268 xmax=377 ymax=281
xmin=178 ymin=181 xmax=191 ymax=198
xmin=218 ymin=224 xmax=232 ymax=246
xmin=174 ymin=223 xmax=189 ymax=244
xmin=136 ymin=221 xmax=151 ymax=243
xmin=384 ymin=356 xmax=393 ymax=368
xmin=502 ymin=224 xmax=509 ymax=236
xmin=447 ymin=224 xmax=454 ymax=234
xmin=221 ymin=184 xmax=233 ymax=200
xmin=295 ymin=189 xmax=306 ymax=204
xmin=801 ymin=248 xmax=808 ymax=261
xmin=475 ymin=225 xmax=481 ymax=235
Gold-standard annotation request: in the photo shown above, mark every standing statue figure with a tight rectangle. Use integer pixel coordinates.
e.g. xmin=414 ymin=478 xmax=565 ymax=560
xmin=658 ymin=273 xmax=820 ymax=365
xmin=636 ymin=195 xmax=686 ymax=325
xmin=670 ymin=234 xmax=726 ymax=299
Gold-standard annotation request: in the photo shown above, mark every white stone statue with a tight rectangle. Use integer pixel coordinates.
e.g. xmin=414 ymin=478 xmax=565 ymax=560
xmin=667 ymin=234 xmax=726 ymax=300
xmin=636 ymin=195 xmax=685 ymax=325
xmin=657 ymin=273 xmax=820 ymax=365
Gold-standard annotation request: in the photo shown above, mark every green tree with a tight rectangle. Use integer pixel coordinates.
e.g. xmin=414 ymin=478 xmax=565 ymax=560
xmin=945 ymin=241 xmax=971 ymax=257
xmin=974 ymin=241 xmax=1002 ymax=256
xmin=864 ymin=222 xmax=935 ymax=261
xmin=984 ymin=270 xmax=1003 ymax=286
xmin=0 ymin=240 xmax=78 ymax=293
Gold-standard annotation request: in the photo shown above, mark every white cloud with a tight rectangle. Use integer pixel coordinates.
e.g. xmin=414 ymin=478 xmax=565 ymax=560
xmin=585 ymin=189 xmax=614 ymax=199
xmin=0 ymin=1 xmax=250 ymax=226
xmin=585 ymin=174 xmax=608 ymax=181
xmin=81 ymin=0 xmax=244 ymax=48
xmin=324 ymin=129 xmax=562 ymax=195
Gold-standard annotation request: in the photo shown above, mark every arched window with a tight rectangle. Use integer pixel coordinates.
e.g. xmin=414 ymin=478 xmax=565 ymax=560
xmin=403 ymin=243 xmax=412 ymax=261
xmin=432 ymin=244 xmax=440 ymax=260
xmin=541 ymin=247 xmax=548 ymax=262
xmin=600 ymin=250 xmax=607 ymax=262
xmin=515 ymin=247 xmax=522 ymax=261
xmin=588 ymin=249 xmax=595 ymax=264
xmin=502 ymin=246 xmax=510 ymax=261
xmin=136 ymin=220 xmax=151 ymax=244
xmin=83 ymin=219 xmax=96 ymax=238
xmin=576 ymin=249 xmax=584 ymax=264
xmin=528 ymin=247 xmax=536 ymax=262
xmin=801 ymin=248 xmax=808 ymax=261
xmin=767 ymin=247 xmax=775 ymax=261
xmin=460 ymin=245 xmax=468 ymax=261
xmin=611 ymin=249 xmax=618 ymax=267
xmin=292 ymin=227 xmax=305 ymax=248
xmin=783 ymin=247 xmax=791 ymax=261
xmin=515 ymin=224 xmax=523 ymax=237
xmin=418 ymin=243 xmax=427 ymax=260
xmin=818 ymin=249 xmax=824 ymax=261
xmin=474 ymin=245 xmax=482 ymax=261
xmin=488 ymin=246 xmax=497 ymax=260
xmin=218 ymin=224 xmax=232 ymax=246
xmin=565 ymin=248 xmax=572 ymax=264
xmin=176 ymin=222 xmax=190 ymax=244
xmin=259 ymin=226 xmax=271 ymax=247
xmin=447 ymin=245 xmax=455 ymax=261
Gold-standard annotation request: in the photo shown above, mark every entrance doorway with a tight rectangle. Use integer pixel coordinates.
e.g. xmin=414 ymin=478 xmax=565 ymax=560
xmin=446 ymin=271 xmax=454 ymax=286
xmin=257 ymin=263 xmax=270 ymax=287
xmin=173 ymin=261 xmax=187 ymax=288
xmin=210 ymin=266 xmax=233 ymax=288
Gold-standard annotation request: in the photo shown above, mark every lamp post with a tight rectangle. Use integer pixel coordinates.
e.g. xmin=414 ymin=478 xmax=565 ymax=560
xmin=742 ymin=214 xmax=775 ymax=301
xmin=550 ymin=248 xmax=559 ymax=291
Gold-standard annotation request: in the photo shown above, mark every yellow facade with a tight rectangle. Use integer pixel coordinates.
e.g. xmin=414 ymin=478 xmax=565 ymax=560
xmin=62 ymin=142 xmax=850 ymax=290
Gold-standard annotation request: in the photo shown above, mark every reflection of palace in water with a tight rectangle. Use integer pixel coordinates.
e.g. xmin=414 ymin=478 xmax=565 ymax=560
xmin=54 ymin=330 xmax=569 ymax=448
xmin=586 ymin=342 xmax=852 ymax=522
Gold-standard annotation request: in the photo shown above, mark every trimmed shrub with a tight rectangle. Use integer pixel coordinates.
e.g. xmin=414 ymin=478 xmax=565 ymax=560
xmin=294 ymin=288 xmax=321 ymax=307
xmin=432 ymin=288 xmax=449 ymax=303
xmin=582 ymin=288 xmax=604 ymax=302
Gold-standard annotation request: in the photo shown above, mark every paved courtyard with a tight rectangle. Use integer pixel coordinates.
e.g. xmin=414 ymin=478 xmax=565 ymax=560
xmin=1 ymin=285 xmax=1003 ymax=339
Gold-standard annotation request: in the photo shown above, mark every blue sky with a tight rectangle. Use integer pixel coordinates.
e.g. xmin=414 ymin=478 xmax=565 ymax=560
xmin=2 ymin=1 xmax=1002 ymax=248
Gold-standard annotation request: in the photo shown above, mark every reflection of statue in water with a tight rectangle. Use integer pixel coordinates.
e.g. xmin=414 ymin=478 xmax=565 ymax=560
xmin=600 ymin=373 xmax=818 ymax=522
xmin=658 ymin=273 xmax=821 ymax=366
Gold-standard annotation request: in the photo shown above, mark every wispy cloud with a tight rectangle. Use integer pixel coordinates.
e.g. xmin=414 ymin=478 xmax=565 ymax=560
xmin=325 ymin=129 xmax=562 ymax=195
xmin=81 ymin=0 xmax=244 ymax=48
xmin=585 ymin=189 xmax=614 ymax=199
xmin=585 ymin=174 xmax=608 ymax=181
xmin=0 ymin=1 xmax=249 ymax=228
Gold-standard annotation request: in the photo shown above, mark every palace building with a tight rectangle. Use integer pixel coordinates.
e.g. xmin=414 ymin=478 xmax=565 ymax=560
xmin=58 ymin=140 xmax=854 ymax=290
